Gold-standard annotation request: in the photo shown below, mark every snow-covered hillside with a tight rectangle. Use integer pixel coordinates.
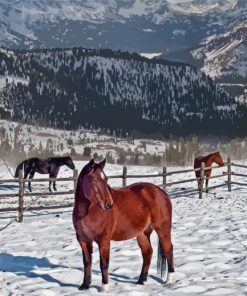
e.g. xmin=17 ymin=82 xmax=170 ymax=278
xmin=191 ymin=20 xmax=247 ymax=101
xmin=191 ymin=20 xmax=247 ymax=79
xmin=0 ymin=162 xmax=247 ymax=295
xmin=0 ymin=119 xmax=168 ymax=166
xmin=174 ymin=0 xmax=238 ymax=14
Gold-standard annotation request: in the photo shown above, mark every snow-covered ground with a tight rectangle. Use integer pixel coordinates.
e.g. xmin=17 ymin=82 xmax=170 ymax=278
xmin=0 ymin=161 xmax=247 ymax=295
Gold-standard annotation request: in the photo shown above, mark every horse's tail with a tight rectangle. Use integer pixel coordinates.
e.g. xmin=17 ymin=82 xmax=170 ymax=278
xmin=157 ymin=240 xmax=166 ymax=278
xmin=14 ymin=161 xmax=25 ymax=178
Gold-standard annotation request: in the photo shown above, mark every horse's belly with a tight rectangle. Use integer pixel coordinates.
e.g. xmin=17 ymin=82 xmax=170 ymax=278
xmin=111 ymin=212 xmax=150 ymax=241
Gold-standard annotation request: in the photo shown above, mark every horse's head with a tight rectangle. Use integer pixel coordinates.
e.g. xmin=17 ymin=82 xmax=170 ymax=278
xmin=65 ymin=156 xmax=75 ymax=170
xmin=215 ymin=152 xmax=224 ymax=166
xmin=80 ymin=159 xmax=113 ymax=211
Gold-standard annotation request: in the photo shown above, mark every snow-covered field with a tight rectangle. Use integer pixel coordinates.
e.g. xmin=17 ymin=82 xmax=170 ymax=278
xmin=1 ymin=161 xmax=247 ymax=295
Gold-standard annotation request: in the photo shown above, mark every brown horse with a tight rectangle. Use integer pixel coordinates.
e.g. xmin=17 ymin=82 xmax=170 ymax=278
xmin=73 ymin=159 xmax=174 ymax=292
xmin=194 ymin=151 xmax=224 ymax=192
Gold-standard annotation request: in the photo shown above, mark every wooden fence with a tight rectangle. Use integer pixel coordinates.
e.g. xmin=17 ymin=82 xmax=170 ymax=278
xmin=0 ymin=169 xmax=78 ymax=222
xmin=0 ymin=157 xmax=247 ymax=222
xmin=108 ymin=157 xmax=233 ymax=199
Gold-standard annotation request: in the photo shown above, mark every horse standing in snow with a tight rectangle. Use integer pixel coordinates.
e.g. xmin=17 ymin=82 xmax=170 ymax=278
xmin=194 ymin=151 xmax=224 ymax=192
xmin=15 ymin=156 xmax=75 ymax=192
xmin=73 ymin=159 xmax=174 ymax=292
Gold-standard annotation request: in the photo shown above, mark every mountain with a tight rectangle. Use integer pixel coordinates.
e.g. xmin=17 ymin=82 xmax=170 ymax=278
xmin=190 ymin=20 xmax=247 ymax=102
xmin=0 ymin=0 xmax=246 ymax=60
xmin=0 ymin=46 xmax=243 ymax=137
xmin=191 ymin=20 xmax=247 ymax=79
xmin=173 ymin=0 xmax=238 ymax=14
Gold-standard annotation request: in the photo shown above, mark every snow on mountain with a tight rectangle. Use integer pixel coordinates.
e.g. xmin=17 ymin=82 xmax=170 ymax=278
xmin=139 ymin=52 xmax=162 ymax=59
xmin=0 ymin=0 xmax=246 ymax=73
xmin=191 ymin=20 xmax=247 ymax=78
xmin=174 ymin=0 xmax=238 ymax=14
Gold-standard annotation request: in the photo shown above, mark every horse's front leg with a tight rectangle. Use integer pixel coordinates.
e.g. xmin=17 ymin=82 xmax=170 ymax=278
xmin=24 ymin=171 xmax=31 ymax=192
xmin=49 ymin=173 xmax=55 ymax=192
xmin=28 ymin=170 xmax=35 ymax=192
xmin=98 ymin=240 xmax=111 ymax=292
xmin=52 ymin=171 xmax=59 ymax=191
xmin=53 ymin=181 xmax=57 ymax=191
xmin=205 ymin=170 xmax=211 ymax=193
xmin=79 ymin=241 xmax=92 ymax=290
xmin=205 ymin=179 xmax=209 ymax=193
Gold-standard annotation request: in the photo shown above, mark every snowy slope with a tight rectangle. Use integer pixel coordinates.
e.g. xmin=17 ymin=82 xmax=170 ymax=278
xmin=1 ymin=162 xmax=247 ymax=295
xmin=174 ymin=0 xmax=238 ymax=14
xmin=0 ymin=120 xmax=166 ymax=166
xmin=191 ymin=20 xmax=247 ymax=79
xmin=0 ymin=0 xmax=246 ymax=59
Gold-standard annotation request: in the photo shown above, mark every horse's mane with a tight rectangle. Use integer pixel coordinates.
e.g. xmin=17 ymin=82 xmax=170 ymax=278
xmin=78 ymin=161 xmax=103 ymax=182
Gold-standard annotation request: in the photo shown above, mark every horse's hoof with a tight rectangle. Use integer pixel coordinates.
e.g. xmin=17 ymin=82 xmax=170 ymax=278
xmin=101 ymin=283 xmax=109 ymax=292
xmin=136 ymin=280 xmax=144 ymax=285
xmin=166 ymin=272 xmax=175 ymax=284
xmin=79 ymin=284 xmax=90 ymax=290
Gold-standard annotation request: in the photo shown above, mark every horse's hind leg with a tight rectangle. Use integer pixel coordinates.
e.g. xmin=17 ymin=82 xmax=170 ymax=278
xmin=155 ymin=228 xmax=175 ymax=283
xmin=136 ymin=227 xmax=153 ymax=285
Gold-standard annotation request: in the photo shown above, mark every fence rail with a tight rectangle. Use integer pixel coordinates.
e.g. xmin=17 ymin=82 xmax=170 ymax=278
xmin=1 ymin=157 xmax=247 ymax=222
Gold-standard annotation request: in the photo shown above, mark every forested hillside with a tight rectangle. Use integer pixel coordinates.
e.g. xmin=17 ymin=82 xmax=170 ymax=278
xmin=0 ymin=47 xmax=243 ymax=137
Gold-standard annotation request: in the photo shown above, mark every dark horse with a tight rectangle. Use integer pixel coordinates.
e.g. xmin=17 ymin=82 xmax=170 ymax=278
xmin=15 ymin=156 xmax=75 ymax=192
xmin=194 ymin=151 xmax=224 ymax=192
xmin=73 ymin=159 xmax=174 ymax=292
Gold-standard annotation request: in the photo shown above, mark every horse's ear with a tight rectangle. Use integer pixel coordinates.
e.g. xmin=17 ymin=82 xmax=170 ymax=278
xmin=88 ymin=159 xmax=94 ymax=167
xmin=98 ymin=159 xmax=106 ymax=170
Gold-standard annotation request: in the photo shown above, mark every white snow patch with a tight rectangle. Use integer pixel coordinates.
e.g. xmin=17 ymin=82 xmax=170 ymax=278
xmin=139 ymin=53 xmax=162 ymax=59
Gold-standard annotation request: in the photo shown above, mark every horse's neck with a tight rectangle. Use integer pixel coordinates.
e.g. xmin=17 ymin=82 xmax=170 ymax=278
xmin=74 ymin=185 xmax=90 ymax=218
xmin=55 ymin=157 xmax=64 ymax=166
xmin=205 ymin=153 xmax=216 ymax=166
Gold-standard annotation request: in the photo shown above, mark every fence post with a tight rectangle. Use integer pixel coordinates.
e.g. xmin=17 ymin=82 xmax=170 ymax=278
xmin=18 ymin=169 xmax=24 ymax=222
xmin=163 ymin=166 xmax=167 ymax=191
xmin=73 ymin=169 xmax=78 ymax=193
xmin=199 ymin=162 xmax=205 ymax=199
xmin=227 ymin=157 xmax=231 ymax=192
xmin=122 ymin=166 xmax=127 ymax=187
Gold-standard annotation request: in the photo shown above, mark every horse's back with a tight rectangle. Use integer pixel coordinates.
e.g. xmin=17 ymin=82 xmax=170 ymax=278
xmin=111 ymin=182 xmax=172 ymax=235
xmin=114 ymin=182 xmax=170 ymax=203
xmin=194 ymin=156 xmax=205 ymax=168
